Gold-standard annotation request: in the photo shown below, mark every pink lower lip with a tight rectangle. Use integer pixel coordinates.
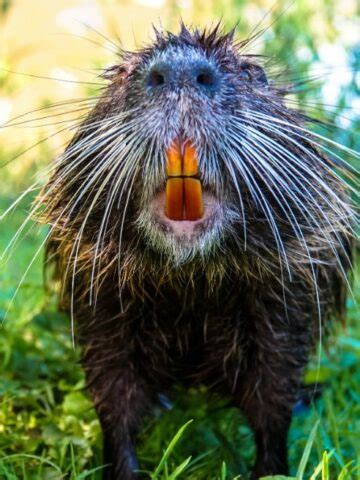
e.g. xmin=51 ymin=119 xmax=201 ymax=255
xmin=150 ymin=190 xmax=218 ymax=237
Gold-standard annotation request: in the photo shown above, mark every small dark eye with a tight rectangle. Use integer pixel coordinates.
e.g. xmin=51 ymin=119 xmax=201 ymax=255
xmin=239 ymin=68 xmax=252 ymax=82
xmin=147 ymin=70 xmax=165 ymax=88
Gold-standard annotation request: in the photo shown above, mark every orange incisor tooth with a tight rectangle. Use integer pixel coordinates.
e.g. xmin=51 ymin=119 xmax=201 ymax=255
xmin=166 ymin=141 xmax=182 ymax=177
xmin=184 ymin=178 xmax=203 ymax=220
xmin=165 ymin=178 xmax=184 ymax=220
xmin=165 ymin=140 xmax=203 ymax=221
xmin=183 ymin=141 xmax=198 ymax=176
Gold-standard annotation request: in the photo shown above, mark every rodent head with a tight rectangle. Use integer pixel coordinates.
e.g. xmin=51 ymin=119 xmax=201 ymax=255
xmin=99 ymin=24 xmax=275 ymax=263
xmin=42 ymin=24 xmax=352 ymax=287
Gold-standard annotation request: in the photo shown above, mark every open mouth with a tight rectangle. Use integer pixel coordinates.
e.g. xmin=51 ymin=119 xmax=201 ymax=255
xmin=149 ymin=139 xmax=219 ymax=240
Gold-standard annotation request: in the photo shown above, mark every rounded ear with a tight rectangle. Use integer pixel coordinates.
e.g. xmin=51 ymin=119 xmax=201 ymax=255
xmin=101 ymin=64 xmax=128 ymax=83
xmin=251 ymin=64 xmax=268 ymax=86
xmin=239 ymin=62 xmax=268 ymax=86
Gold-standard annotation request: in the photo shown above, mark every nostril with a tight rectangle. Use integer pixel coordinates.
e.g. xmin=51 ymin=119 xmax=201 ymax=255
xmin=147 ymin=70 xmax=165 ymax=88
xmin=196 ymin=70 xmax=217 ymax=89
xmin=196 ymin=69 xmax=218 ymax=90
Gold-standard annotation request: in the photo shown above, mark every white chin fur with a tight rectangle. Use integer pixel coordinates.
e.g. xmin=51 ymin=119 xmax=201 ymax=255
xmin=135 ymin=191 xmax=228 ymax=265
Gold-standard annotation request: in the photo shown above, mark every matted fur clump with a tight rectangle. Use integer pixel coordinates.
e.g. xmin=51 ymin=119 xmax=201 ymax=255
xmin=36 ymin=24 xmax=354 ymax=479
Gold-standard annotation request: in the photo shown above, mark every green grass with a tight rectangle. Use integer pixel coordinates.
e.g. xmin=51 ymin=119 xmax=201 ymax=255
xmin=0 ymin=190 xmax=359 ymax=480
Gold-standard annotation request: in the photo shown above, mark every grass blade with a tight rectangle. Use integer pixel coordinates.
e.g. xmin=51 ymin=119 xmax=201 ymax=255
xmin=296 ymin=419 xmax=320 ymax=480
xmin=322 ymin=451 xmax=329 ymax=480
xmin=152 ymin=420 xmax=193 ymax=479
xmin=221 ymin=461 xmax=227 ymax=480
xmin=310 ymin=450 xmax=335 ymax=480
xmin=167 ymin=456 xmax=192 ymax=480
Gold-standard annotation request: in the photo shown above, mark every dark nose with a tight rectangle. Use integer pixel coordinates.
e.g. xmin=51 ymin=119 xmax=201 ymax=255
xmin=146 ymin=59 xmax=220 ymax=94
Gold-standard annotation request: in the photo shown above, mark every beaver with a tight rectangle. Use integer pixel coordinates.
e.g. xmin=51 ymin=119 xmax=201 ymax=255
xmin=37 ymin=24 xmax=354 ymax=479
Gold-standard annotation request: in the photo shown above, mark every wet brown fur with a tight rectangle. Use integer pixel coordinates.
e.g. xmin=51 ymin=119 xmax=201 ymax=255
xmin=38 ymin=24 xmax=353 ymax=479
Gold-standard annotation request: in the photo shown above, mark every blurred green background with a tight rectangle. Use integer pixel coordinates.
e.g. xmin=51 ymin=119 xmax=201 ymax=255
xmin=0 ymin=0 xmax=359 ymax=479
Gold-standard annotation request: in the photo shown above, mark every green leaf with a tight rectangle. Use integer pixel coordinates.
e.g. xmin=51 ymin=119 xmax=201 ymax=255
xmin=62 ymin=391 xmax=92 ymax=415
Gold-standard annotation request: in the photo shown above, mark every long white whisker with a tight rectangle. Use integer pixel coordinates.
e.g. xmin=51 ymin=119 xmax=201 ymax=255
xmin=89 ymin=133 xmax=148 ymax=305
xmin=224 ymin=133 xmax=292 ymax=278
xmin=229 ymin=122 xmax=354 ymax=286
xmin=230 ymin=119 xmax=355 ymax=225
xmin=240 ymin=110 xmax=360 ymax=169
